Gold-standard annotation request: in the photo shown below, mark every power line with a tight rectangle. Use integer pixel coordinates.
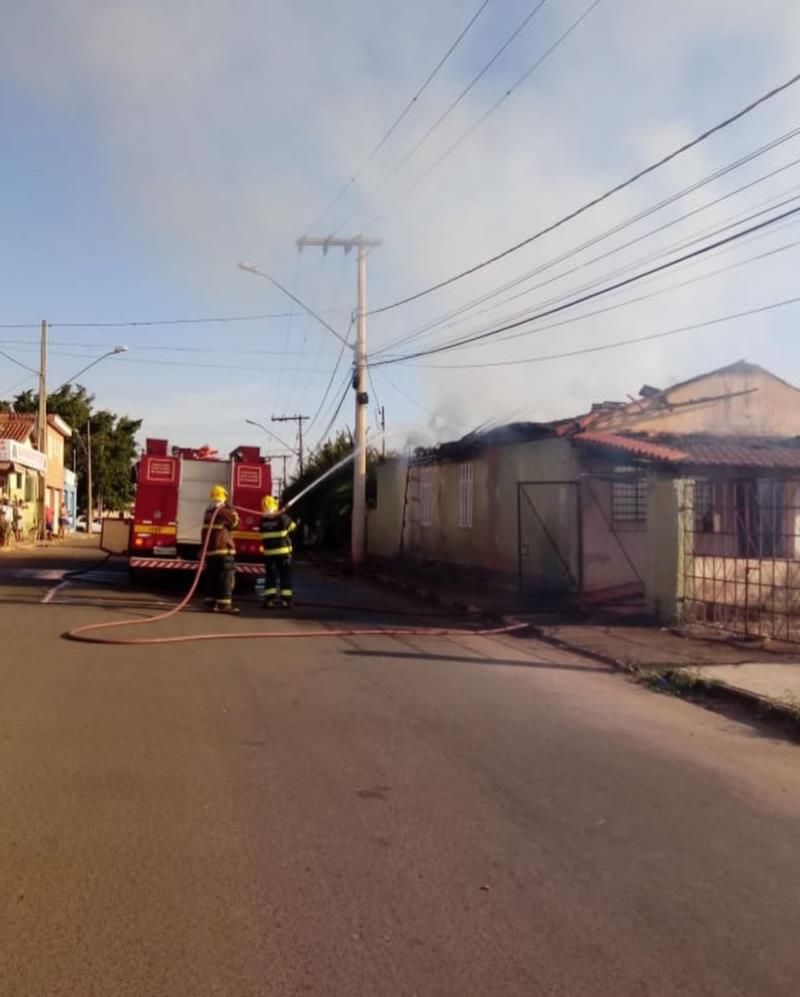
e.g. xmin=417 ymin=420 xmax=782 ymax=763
xmin=0 ymin=339 xmax=342 ymax=356
xmin=305 ymin=0 xmax=494 ymax=231
xmin=376 ymin=129 xmax=800 ymax=355
xmin=393 ymin=0 xmax=605 ymax=207
xmin=380 ymin=191 xmax=800 ymax=361
xmin=408 ymin=296 xmax=800 ymax=369
xmin=0 ymin=349 xmax=38 ymax=374
xmin=368 ymin=71 xmax=800 ymax=315
xmin=317 ymin=373 xmax=352 ymax=445
xmin=333 ymin=0 xmax=551 ymax=233
xmin=377 ymin=205 xmax=800 ymax=362
xmin=307 ymin=315 xmax=356 ymax=434
xmin=371 ymin=203 xmax=800 ymax=364
xmin=50 ymin=311 xmax=330 ymax=329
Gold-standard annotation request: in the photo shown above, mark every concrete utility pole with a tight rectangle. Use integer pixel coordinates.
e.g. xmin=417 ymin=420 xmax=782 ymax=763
xmin=271 ymin=414 xmax=309 ymax=476
xmin=263 ymin=453 xmax=291 ymax=497
xmin=37 ymin=320 xmax=47 ymax=540
xmin=86 ymin=418 xmax=93 ymax=537
xmin=296 ymin=235 xmax=381 ymax=564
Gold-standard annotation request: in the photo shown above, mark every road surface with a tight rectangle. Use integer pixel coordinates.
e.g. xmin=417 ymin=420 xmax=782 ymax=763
xmin=1 ymin=540 xmax=799 ymax=996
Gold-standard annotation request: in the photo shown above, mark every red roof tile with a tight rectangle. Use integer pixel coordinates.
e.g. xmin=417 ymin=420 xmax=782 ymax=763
xmin=575 ymin=431 xmax=800 ymax=470
xmin=0 ymin=414 xmax=35 ymax=443
xmin=575 ymin=431 xmax=688 ymax=462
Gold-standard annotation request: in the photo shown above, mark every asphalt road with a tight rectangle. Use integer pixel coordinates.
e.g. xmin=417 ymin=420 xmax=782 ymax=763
xmin=1 ymin=540 xmax=799 ymax=996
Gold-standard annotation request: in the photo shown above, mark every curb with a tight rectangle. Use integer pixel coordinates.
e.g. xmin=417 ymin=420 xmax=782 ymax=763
xmin=509 ymin=619 xmax=800 ymax=739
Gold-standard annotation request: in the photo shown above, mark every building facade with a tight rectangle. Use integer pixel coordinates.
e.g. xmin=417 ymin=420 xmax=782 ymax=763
xmin=368 ymin=362 xmax=800 ymax=641
xmin=0 ymin=413 xmax=73 ymax=537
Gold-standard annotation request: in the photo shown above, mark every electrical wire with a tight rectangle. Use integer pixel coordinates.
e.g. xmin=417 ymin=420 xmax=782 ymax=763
xmin=392 ymin=0 xmax=605 ymax=208
xmin=305 ymin=0 xmax=494 ymax=231
xmin=409 ymin=296 xmax=800 ymax=369
xmin=307 ymin=317 xmax=355 ymax=434
xmin=50 ymin=312 xmax=324 ymax=329
xmin=370 ymin=203 xmax=800 ymax=364
xmin=317 ymin=374 xmax=352 ymax=445
xmin=0 ymin=349 xmax=38 ymax=374
xmin=376 ymin=131 xmax=800 ymax=355
xmin=421 ymin=187 xmax=800 ymax=358
xmin=367 ymin=71 xmax=800 ymax=315
xmin=380 ymin=199 xmax=800 ymax=361
xmin=333 ymin=0 xmax=551 ymax=233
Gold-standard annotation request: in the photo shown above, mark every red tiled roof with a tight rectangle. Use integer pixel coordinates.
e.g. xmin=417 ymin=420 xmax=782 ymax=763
xmin=575 ymin=431 xmax=800 ymax=470
xmin=0 ymin=415 xmax=35 ymax=443
xmin=575 ymin=431 xmax=688 ymax=462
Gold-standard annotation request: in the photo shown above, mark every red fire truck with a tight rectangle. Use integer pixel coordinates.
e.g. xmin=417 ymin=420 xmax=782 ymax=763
xmin=126 ymin=438 xmax=271 ymax=579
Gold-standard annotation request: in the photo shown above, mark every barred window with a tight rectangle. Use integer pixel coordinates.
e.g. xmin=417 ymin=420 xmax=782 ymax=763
xmin=458 ymin=462 xmax=473 ymax=529
xmin=419 ymin=466 xmax=432 ymax=528
xmin=612 ymin=467 xmax=647 ymax=523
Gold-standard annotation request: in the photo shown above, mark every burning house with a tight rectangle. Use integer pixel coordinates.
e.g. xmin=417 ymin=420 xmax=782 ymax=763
xmin=367 ymin=361 xmax=800 ymax=641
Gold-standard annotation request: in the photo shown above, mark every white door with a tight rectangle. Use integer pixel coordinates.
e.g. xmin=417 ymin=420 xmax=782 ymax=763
xmin=176 ymin=460 xmax=231 ymax=544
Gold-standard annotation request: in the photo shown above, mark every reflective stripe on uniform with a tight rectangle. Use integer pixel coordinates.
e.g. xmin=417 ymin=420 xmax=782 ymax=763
xmin=261 ymin=530 xmax=289 ymax=539
xmin=264 ymin=547 xmax=292 ymax=556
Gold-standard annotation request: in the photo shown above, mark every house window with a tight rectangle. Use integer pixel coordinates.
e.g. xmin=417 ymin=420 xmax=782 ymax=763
xmin=419 ymin=466 xmax=432 ymax=528
xmin=612 ymin=467 xmax=647 ymax=523
xmin=736 ymin=480 xmax=786 ymax=558
xmin=458 ymin=462 xmax=473 ymax=529
xmin=694 ymin=477 xmax=715 ymax=532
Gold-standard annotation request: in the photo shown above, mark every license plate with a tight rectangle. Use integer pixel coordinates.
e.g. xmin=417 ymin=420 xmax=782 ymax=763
xmin=153 ymin=547 xmax=177 ymax=557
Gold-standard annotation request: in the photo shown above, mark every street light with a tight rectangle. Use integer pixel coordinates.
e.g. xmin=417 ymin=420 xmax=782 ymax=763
xmin=40 ymin=345 xmax=128 ymax=539
xmin=245 ymin=418 xmax=301 ymax=494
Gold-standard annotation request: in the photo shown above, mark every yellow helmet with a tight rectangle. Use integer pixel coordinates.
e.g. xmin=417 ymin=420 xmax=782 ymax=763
xmin=209 ymin=484 xmax=228 ymax=503
xmin=261 ymin=494 xmax=279 ymax=513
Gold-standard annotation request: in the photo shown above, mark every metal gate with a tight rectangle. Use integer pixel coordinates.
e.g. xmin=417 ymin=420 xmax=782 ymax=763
xmin=517 ymin=481 xmax=581 ymax=595
xmin=682 ymin=477 xmax=800 ymax=642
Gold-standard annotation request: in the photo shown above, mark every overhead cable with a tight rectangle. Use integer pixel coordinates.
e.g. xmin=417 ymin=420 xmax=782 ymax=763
xmin=409 ymin=296 xmax=800 ymax=369
xmin=367 ymin=71 xmax=800 ymax=315
xmin=333 ymin=0 xmax=551 ymax=233
xmin=376 ymin=128 xmax=800 ymax=355
xmin=394 ymin=0 xmax=605 ymax=205
xmin=305 ymin=0 xmax=494 ymax=230
xmin=370 ymin=202 xmax=800 ymax=364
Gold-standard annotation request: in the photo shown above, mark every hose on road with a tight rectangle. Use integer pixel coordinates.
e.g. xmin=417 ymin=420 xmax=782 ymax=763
xmin=64 ymin=507 xmax=528 ymax=646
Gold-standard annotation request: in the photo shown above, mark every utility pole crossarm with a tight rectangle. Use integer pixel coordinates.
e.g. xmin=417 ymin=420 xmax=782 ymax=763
xmin=297 ymin=236 xmax=382 ymax=253
xmin=272 ymin=414 xmax=310 ymax=476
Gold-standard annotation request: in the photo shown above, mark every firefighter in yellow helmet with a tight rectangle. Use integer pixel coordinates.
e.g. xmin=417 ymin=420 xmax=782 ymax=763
xmin=259 ymin=494 xmax=296 ymax=608
xmin=201 ymin=484 xmax=240 ymax=613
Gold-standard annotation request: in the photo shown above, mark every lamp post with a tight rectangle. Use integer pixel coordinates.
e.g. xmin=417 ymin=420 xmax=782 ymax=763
xmin=39 ymin=345 xmax=127 ymax=538
xmin=245 ymin=419 xmax=300 ymax=488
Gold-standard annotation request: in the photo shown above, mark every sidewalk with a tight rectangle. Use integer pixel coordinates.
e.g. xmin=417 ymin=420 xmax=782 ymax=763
xmin=522 ymin=620 xmax=800 ymax=728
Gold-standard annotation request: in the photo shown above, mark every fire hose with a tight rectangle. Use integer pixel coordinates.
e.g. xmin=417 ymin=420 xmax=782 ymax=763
xmin=64 ymin=505 xmax=528 ymax=646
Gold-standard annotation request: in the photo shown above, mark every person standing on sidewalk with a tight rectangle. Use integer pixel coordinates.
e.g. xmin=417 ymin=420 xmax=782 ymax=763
xmin=201 ymin=485 xmax=240 ymax=614
xmin=12 ymin=499 xmax=22 ymax=543
xmin=259 ymin=495 xmax=296 ymax=608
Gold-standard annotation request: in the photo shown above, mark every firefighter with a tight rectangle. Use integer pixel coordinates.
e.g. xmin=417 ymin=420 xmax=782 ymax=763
xmin=259 ymin=495 xmax=296 ymax=608
xmin=201 ymin=484 xmax=240 ymax=614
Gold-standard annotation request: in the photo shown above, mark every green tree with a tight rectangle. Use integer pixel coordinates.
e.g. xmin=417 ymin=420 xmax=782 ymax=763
xmin=0 ymin=384 xmax=140 ymax=513
xmin=281 ymin=430 xmax=379 ymax=548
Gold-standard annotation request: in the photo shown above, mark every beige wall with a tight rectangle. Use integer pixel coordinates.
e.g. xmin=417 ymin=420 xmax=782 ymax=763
xmin=368 ymin=438 xmax=581 ymax=582
xmin=368 ymin=458 xmax=408 ymax=558
xmin=581 ymin=476 xmax=646 ymax=593
xmin=596 ymin=366 xmax=800 ymax=437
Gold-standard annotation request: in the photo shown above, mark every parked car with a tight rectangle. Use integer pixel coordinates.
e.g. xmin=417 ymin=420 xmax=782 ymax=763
xmin=76 ymin=515 xmax=102 ymax=533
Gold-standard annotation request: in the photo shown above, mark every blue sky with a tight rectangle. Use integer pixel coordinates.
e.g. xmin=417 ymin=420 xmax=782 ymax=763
xmin=1 ymin=0 xmax=799 ymax=468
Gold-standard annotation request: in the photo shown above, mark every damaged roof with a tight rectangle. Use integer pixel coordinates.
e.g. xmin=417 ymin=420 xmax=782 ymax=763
xmin=575 ymin=432 xmax=800 ymax=470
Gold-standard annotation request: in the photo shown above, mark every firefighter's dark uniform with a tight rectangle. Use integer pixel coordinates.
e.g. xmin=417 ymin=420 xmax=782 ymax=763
xmin=260 ymin=511 xmax=296 ymax=606
xmin=201 ymin=503 xmax=240 ymax=611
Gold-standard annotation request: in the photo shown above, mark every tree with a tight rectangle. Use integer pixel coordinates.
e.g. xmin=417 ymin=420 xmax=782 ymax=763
xmin=281 ymin=430 xmax=379 ymax=548
xmin=0 ymin=384 xmax=141 ymax=512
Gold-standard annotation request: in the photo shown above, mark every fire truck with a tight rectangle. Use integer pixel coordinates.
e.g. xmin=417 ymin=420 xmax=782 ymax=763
xmin=124 ymin=438 xmax=271 ymax=580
